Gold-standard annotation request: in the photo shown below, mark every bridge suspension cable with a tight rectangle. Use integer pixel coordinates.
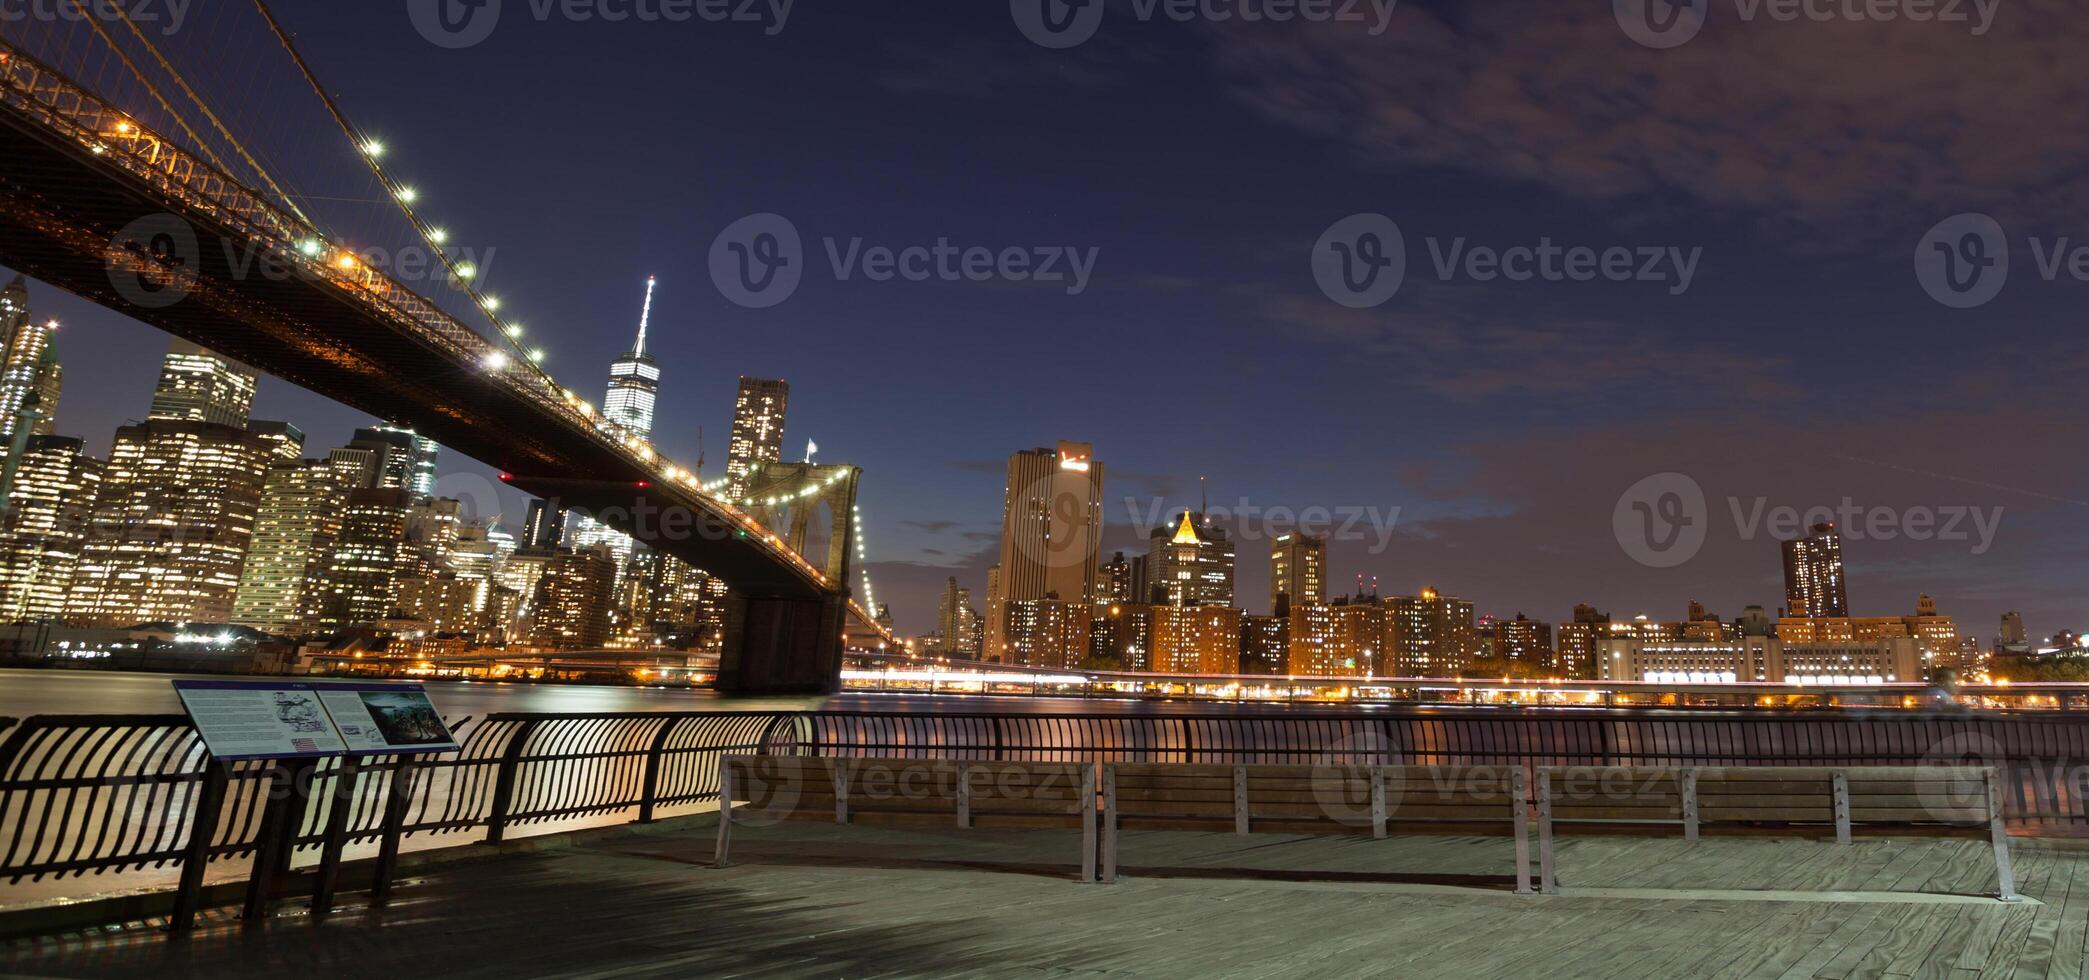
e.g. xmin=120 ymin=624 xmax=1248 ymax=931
xmin=247 ymin=0 xmax=543 ymax=378
xmin=83 ymin=0 xmax=312 ymax=226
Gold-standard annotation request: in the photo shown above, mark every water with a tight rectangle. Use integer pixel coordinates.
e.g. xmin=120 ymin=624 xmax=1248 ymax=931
xmin=0 ymin=668 xmax=821 ymax=719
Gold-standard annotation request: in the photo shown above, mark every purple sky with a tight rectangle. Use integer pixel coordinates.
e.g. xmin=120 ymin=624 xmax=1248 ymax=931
xmin=5 ymin=0 xmax=2084 ymax=639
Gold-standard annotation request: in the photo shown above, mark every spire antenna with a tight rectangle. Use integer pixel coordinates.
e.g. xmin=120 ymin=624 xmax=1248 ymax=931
xmin=632 ymin=275 xmax=657 ymax=355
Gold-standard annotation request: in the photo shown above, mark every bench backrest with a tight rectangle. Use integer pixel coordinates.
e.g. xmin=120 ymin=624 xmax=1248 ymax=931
xmin=720 ymin=755 xmax=1094 ymax=828
xmin=1105 ymin=762 xmax=1525 ymax=837
xmin=1538 ymin=765 xmax=2000 ymax=840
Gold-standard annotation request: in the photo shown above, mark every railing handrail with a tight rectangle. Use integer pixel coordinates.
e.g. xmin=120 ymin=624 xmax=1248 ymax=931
xmin=3 ymin=706 xmax=2086 ymax=892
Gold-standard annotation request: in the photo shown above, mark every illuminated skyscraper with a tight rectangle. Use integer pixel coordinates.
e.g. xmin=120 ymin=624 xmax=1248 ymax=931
xmin=67 ymin=420 xmax=272 ymax=626
xmin=1384 ymin=589 xmax=1478 ymax=676
xmin=523 ymin=498 xmax=567 ymax=550
xmin=936 ymin=577 xmax=975 ymax=656
xmin=984 ymin=442 xmax=1104 ymax=660
xmin=232 ymin=459 xmax=346 ymax=634
xmin=148 ymin=340 xmax=257 ymax=428
xmin=1149 ymin=603 xmax=1241 ymax=674
xmin=528 ymin=546 xmax=616 ymax=649
xmin=724 ymin=377 xmax=789 ymax=499
xmin=345 ymin=427 xmax=438 ymax=502
xmin=604 ymin=277 xmax=661 ymax=437
xmin=1269 ymin=532 xmax=1326 ymax=612
xmin=0 ymin=436 xmax=100 ymax=622
xmin=247 ymin=421 xmax=306 ymax=463
xmin=0 ymin=276 xmax=61 ymax=441
xmin=1782 ymin=522 xmax=1849 ymax=618
xmin=1145 ymin=510 xmax=1233 ymax=607
xmin=301 ymin=487 xmax=411 ymax=631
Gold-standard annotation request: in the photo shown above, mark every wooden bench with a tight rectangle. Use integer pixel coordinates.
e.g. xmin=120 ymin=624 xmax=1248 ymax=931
xmin=1534 ymin=765 xmax=2018 ymax=901
xmin=714 ymin=755 xmax=1099 ymax=881
xmin=1100 ymin=762 xmax=1532 ymax=891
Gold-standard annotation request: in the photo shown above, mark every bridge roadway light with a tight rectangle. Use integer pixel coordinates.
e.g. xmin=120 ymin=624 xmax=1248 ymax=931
xmin=483 ymin=351 xmax=510 ymax=371
xmin=361 ymin=139 xmax=386 ymax=158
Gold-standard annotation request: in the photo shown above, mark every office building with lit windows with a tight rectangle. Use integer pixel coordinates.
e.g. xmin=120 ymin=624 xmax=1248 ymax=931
xmin=604 ymin=277 xmax=661 ymax=437
xmin=1150 ymin=603 xmax=1241 ymax=674
xmin=1001 ymin=594 xmax=1091 ymax=670
xmin=0 ymin=436 xmax=100 ymax=623
xmin=984 ymin=442 xmax=1103 ymax=659
xmin=1384 ymin=589 xmax=1477 ymax=676
xmin=147 ymin=340 xmax=257 ymax=429
xmin=1090 ymin=601 xmax=1152 ymax=671
xmin=1239 ymin=612 xmax=1287 ymax=674
xmin=231 ymin=459 xmax=346 ymax=633
xmin=1782 ymin=521 xmax=1850 ymax=618
xmin=1598 ymin=635 xmax=1921 ymax=685
xmin=1145 ymin=510 xmax=1234 ymax=608
xmin=301 ymin=487 xmax=411 ymax=631
xmin=724 ymin=377 xmax=789 ymax=499
xmin=1269 ymin=532 xmax=1325 ymax=611
xmin=527 ymin=546 xmax=617 ymax=649
xmin=0 ymin=276 xmax=61 ymax=441
xmin=67 ymin=420 xmax=273 ymax=627
xmin=1287 ymin=599 xmax=1383 ymax=677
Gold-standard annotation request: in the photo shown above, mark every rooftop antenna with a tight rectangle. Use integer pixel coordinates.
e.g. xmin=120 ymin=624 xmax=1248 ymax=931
xmin=632 ymin=275 xmax=657 ymax=355
xmin=1200 ymin=475 xmax=1208 ymax=519
xmin=694 ymin=425 xmax=706 ymax=477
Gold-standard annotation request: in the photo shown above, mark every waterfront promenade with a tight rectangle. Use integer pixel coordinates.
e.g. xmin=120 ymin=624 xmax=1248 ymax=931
xmin=5 ymin=817 xmax=2085 ymax=978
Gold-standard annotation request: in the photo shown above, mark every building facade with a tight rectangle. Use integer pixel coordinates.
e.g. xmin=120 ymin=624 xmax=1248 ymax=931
xmin=231 ymin=459 xmax=346 ymax=633
xmin=0 ymin=436 xmax=99 ymax=622
xmin=985 ymin=442 xmax=1104 ymax=660
xmin=1269 ymin=532 xmax=1326 ymax=612
xmin=1782 ymin=521 xmax=1850 ymax=618
xmin=724 ymin=377 xmax=789 ymax=499
xmin=66 ymin=419 xmax=272 ymax=626
xmin=1145 ymin=511 xmax=1234 ymax=608
xmin=1149 ymin=604 xmax=1241 ymax=674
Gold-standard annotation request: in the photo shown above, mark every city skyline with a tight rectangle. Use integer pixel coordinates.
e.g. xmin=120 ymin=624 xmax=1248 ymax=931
xmin=3 ymin=2 xmax=2084 ymax=641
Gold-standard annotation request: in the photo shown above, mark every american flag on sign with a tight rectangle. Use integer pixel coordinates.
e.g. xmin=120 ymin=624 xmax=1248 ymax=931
xmin=292 ymin=738 xmax=317 ymax=753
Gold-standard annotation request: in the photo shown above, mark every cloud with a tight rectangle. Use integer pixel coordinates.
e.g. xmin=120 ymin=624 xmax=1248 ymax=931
xmin=1248 ymin=278 xmax=1798 ymax=402
xmin=1204 ymin=1 xmax=2089 ymax=236
xmin=903 ymin=520 xmax=963 ymax=534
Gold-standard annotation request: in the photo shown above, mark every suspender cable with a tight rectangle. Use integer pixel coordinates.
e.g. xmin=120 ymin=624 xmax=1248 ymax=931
xmin=249 ymin=0 xmax=549 ymax=377
xmin=58 ymin=2 xmax=245 ymax=185
xmin=99 ymin=1 xmax=312 ymax=226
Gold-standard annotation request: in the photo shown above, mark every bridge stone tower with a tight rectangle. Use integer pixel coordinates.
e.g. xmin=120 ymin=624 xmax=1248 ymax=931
xmin=713 ymin=461 xmax=862 ymax=694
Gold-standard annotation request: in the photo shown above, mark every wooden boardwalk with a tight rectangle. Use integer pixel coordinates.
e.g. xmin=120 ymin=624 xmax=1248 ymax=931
xmin=5 ymin=819 xmax=2087 ymax=978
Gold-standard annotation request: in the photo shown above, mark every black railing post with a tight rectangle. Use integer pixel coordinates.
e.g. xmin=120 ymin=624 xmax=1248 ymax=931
xmin=484 ymin=719 xmax=542 ymax=845
xmin=168 ymin=758 xmax=229 ymax=934
xmin=310 ymin=756 xmax=362 ymax=916
xmin=242 ymin=758 xmax=317 ymax=927
xmin=991 ymin=716 xmax=1006 ymax=762
xmin=371 ymin=757 xmax=418 ymax=907
xmin=636 ymin=716 xmax=682 ymax=824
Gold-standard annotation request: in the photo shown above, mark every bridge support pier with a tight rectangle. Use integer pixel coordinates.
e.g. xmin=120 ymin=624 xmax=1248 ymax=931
xmin=714 ymin=592 xmax=849 ymax=696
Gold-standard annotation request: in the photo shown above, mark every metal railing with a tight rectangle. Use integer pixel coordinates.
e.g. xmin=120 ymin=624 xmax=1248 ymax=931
xmin=3 ymin=707 xmax=2086 ymax=892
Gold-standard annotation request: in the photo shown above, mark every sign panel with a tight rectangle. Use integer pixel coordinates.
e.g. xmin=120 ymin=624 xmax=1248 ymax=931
xmin=312 ymin=683 xmax=459 ymax=754
xmin=173 ymin=680 xmax=347 ymax=760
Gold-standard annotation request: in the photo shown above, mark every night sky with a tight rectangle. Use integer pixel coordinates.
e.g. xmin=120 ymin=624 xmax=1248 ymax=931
xmin=6 ymin=0 xmax=2084 ymax=639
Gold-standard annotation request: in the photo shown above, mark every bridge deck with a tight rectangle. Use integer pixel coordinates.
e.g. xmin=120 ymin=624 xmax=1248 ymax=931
xmin=6 ymin=821 xmax=2087 ymax=978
